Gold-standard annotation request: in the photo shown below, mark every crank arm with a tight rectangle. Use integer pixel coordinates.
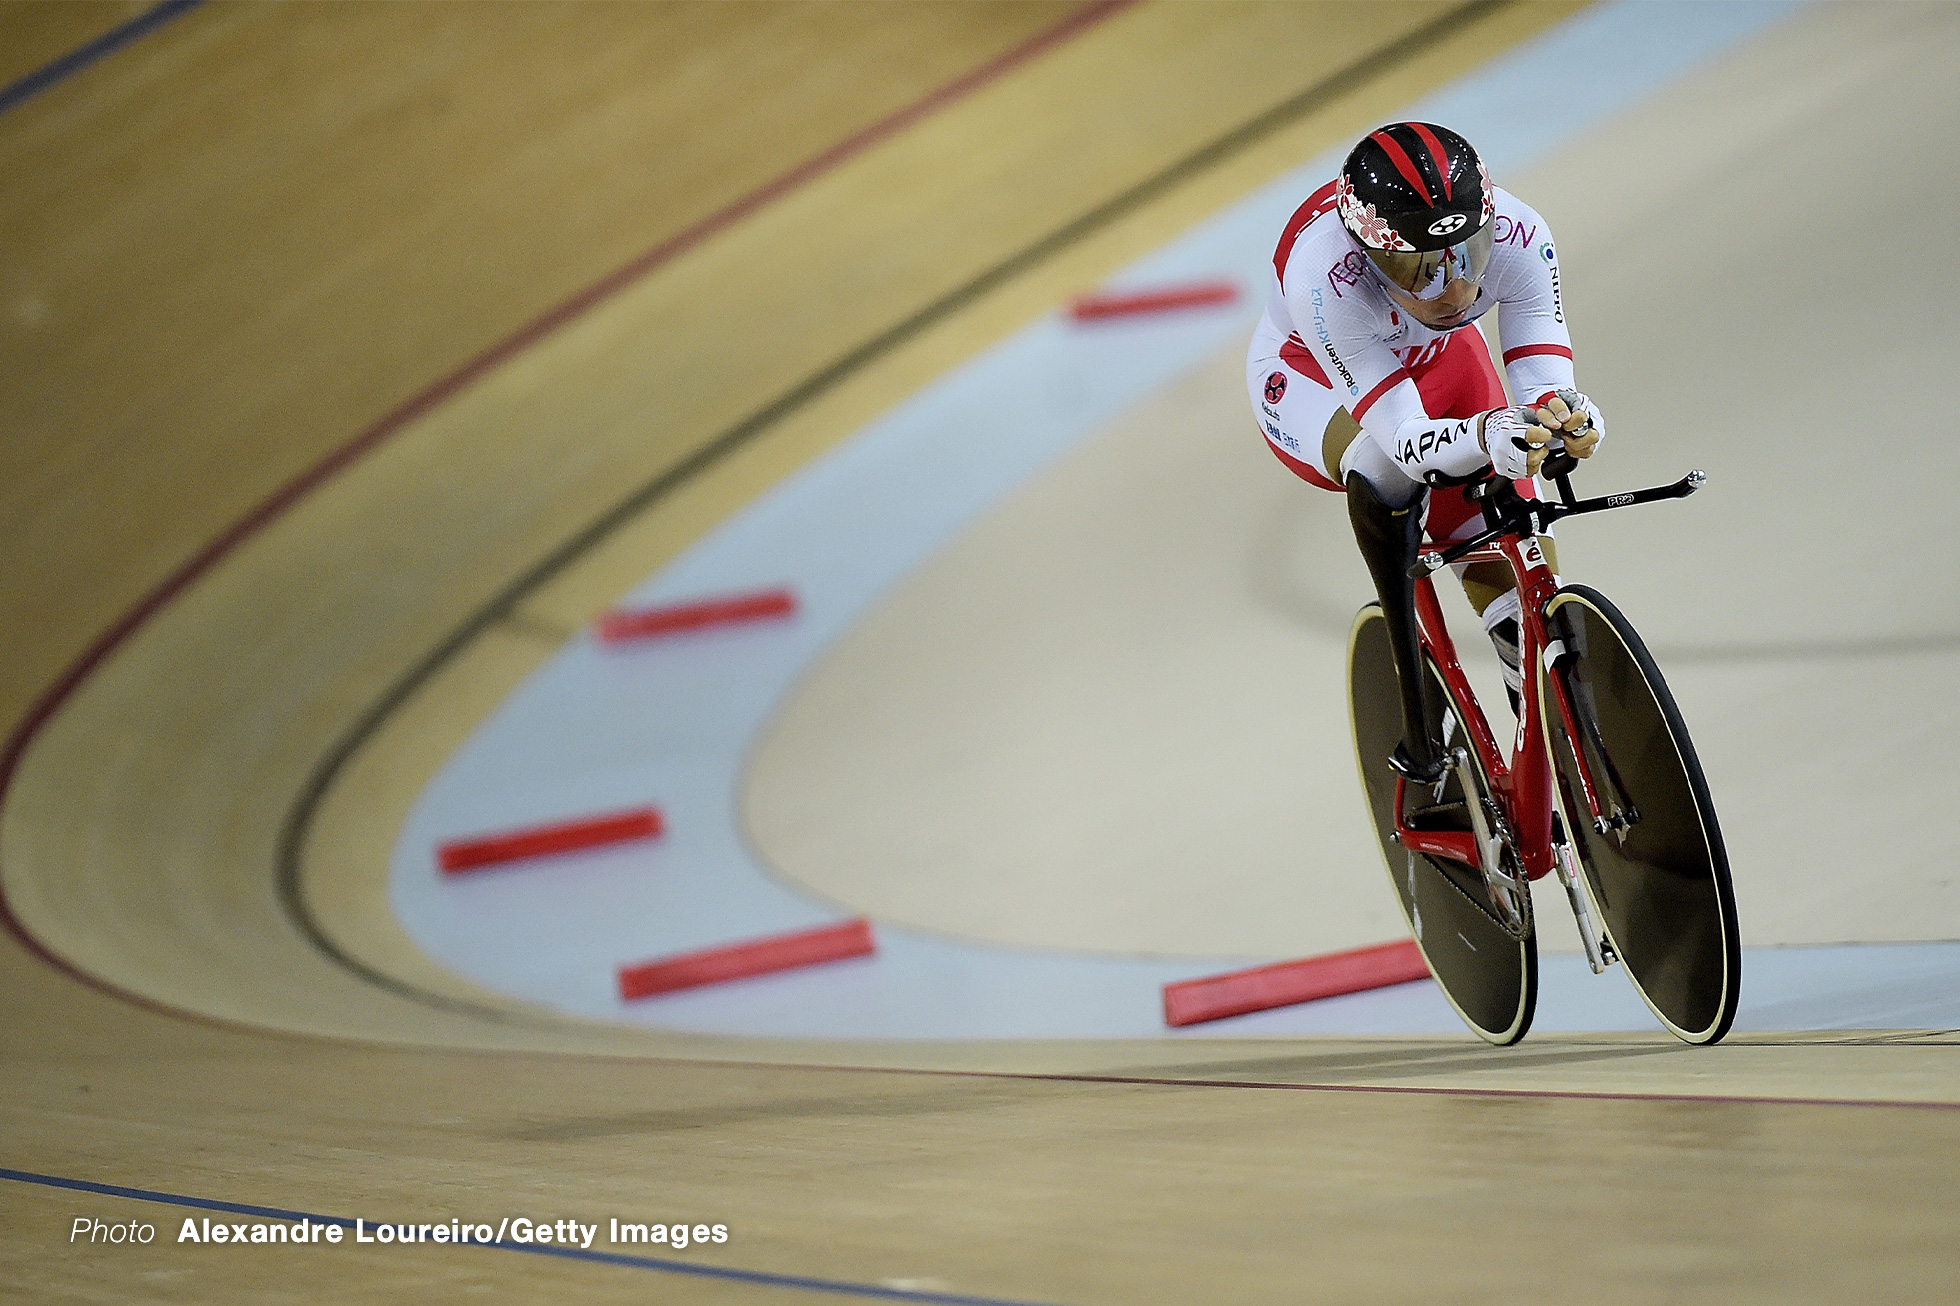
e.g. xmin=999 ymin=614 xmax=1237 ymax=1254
xmin=1453 ymin=748 xmax=1528 ymax=937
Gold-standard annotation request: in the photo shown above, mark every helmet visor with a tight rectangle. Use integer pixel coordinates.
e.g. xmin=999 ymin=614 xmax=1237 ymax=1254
xmin=1364 ymin=221 xmax=1493 ymax=302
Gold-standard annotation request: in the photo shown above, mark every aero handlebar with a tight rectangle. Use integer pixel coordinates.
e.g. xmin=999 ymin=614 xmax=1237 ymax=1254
xmin=1408 ymin=453 xmax=1705 ymax=579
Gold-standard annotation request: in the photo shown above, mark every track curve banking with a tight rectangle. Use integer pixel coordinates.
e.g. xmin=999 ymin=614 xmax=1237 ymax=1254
xmin=3 ymin=4 xmax=1958 ymax=1303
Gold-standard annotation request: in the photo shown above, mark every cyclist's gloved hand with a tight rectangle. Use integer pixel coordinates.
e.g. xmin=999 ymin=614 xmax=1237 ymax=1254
xmin=1479 ymin=406 xmax=1553 ymax=478
xmin=1528 ymin=388 xmax=1604 ymax=459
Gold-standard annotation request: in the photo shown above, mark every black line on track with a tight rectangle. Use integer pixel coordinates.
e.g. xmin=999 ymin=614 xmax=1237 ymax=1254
xmin=272 ymin=2 xmax=1515 ymax=1017
xmin=497 ymin=609 xmax=580 ymax=647
xmin=0 ymin=0 xmax=202 ymax=116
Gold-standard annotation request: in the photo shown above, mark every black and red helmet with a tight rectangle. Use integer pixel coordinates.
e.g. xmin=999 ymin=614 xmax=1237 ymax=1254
xmin=1336 ymin=123 xmax=1496 ymax=312
xmin=1336 ymin=121 xmax=1493 ymax=253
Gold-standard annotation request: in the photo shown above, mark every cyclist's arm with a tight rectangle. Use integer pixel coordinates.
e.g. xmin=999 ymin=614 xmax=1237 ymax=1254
xmin=1484 ymin=193 xmax=1601 ymax=458
xmin=1315 ymin=313 xmax=1489 ymax=481
xmin=1319 ymin=315 xmax=1570 ymax=482
xmin=1485 ymin=193 xmax=1574 ymax=406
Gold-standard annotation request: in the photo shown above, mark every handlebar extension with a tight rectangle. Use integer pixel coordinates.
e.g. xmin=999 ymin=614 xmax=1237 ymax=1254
xmin=1407 ymin=467 xmax=1706 ymax=578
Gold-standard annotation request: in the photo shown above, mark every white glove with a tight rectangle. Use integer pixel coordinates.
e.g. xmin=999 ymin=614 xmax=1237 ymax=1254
xmin=1479 ymin=406 xmax=1546 ymax=479
xmin=1534 ymin=388 xmax=1605 ymax=458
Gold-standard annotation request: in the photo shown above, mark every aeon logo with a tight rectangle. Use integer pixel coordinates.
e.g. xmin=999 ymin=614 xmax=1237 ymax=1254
xmin=1427 ymin=212 xmax=1468 ymax=237
xmin=1492 ymin=215 xmax=1538 ymax=248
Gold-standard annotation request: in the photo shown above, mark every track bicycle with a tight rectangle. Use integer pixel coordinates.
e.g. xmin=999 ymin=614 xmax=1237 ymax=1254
xmin=1346 ymin=452 xmax=1740 ymax=1046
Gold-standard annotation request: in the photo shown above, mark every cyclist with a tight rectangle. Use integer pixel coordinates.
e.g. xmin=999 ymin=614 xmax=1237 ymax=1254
xmin=1247 ymin=121 xmax=1601 ymax=783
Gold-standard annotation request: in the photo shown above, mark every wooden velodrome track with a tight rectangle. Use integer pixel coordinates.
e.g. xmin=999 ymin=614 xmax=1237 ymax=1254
xmin=3 ymin=2 xmax=1956 ymax=1301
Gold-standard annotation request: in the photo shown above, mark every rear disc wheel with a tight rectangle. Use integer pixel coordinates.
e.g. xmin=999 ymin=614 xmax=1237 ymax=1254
xmin=1348 ymin=603 xmax=1537 ymax=1045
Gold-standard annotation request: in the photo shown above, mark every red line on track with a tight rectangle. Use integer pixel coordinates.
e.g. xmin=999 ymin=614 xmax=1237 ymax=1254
xmin=597 ymin=587 xmax=797 ymax=644
xmin=438 ymin=806 xmax=663 ymax=873
xmin=918 ymin=1068 xmax=1960 ymax=1113
xmin=0 ymin=0 xmax=1135 ymax=1003
xmin=356 ymin=1035 xmax=1960 ymax=1114
xmin=506 ymin=1047 xmax=1960 ymax=1114
xmin=1068 ymin=280 xmax=1239 ymax=320
xmin=618 ymin=919 xmax=875 ymax=1000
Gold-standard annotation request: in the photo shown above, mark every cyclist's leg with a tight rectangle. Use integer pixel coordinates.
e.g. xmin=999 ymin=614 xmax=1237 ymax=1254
xmin=1247 ymin=327 xmax=1441 ymax=780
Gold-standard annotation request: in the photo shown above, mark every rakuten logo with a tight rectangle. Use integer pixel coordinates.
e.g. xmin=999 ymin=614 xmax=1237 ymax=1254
xmin=1309 ymin=288 xmax=1359 ymax=395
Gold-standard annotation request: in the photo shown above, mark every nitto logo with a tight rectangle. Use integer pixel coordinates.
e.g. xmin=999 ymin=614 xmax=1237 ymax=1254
xmin=1427 ymin=212 xmax=1468 ymax=237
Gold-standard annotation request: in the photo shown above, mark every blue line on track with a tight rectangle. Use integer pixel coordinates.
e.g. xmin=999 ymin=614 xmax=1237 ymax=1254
xmin=0 ymin=0 xmax=202 ymax=116
xmin=0 ymin=1166 xmax=1065 ymax=1305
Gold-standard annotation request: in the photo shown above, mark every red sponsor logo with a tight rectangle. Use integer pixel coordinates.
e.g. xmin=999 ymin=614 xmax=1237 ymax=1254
xmin=1265 ymin=371 xmax=1287 ymax=403
xmin=1394 ymin=338 xmax=1450 ymax=372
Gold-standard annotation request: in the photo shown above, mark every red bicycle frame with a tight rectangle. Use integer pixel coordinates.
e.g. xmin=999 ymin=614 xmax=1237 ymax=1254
xmin=1403 ymin=529 xmax=1552 ymax=874
xmin=1376 ymin=459 xmax=1706 ymax=972
xmin=1389 ymin=529 xmax=1591 ymax=884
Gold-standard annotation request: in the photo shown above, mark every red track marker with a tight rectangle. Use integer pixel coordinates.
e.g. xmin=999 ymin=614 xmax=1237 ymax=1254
xmin=438 ymin=806 xmax=663 ymax=874
xmin=618 ymin=918 xmax=875 ymax=1000
xmin=1068 ymin=280 xmax=1239 ymax=321
xmin=597 ymin=587 xmax=797 ymax=644
xmin=1162 ymin=939 xmax=1430 ymax=1027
